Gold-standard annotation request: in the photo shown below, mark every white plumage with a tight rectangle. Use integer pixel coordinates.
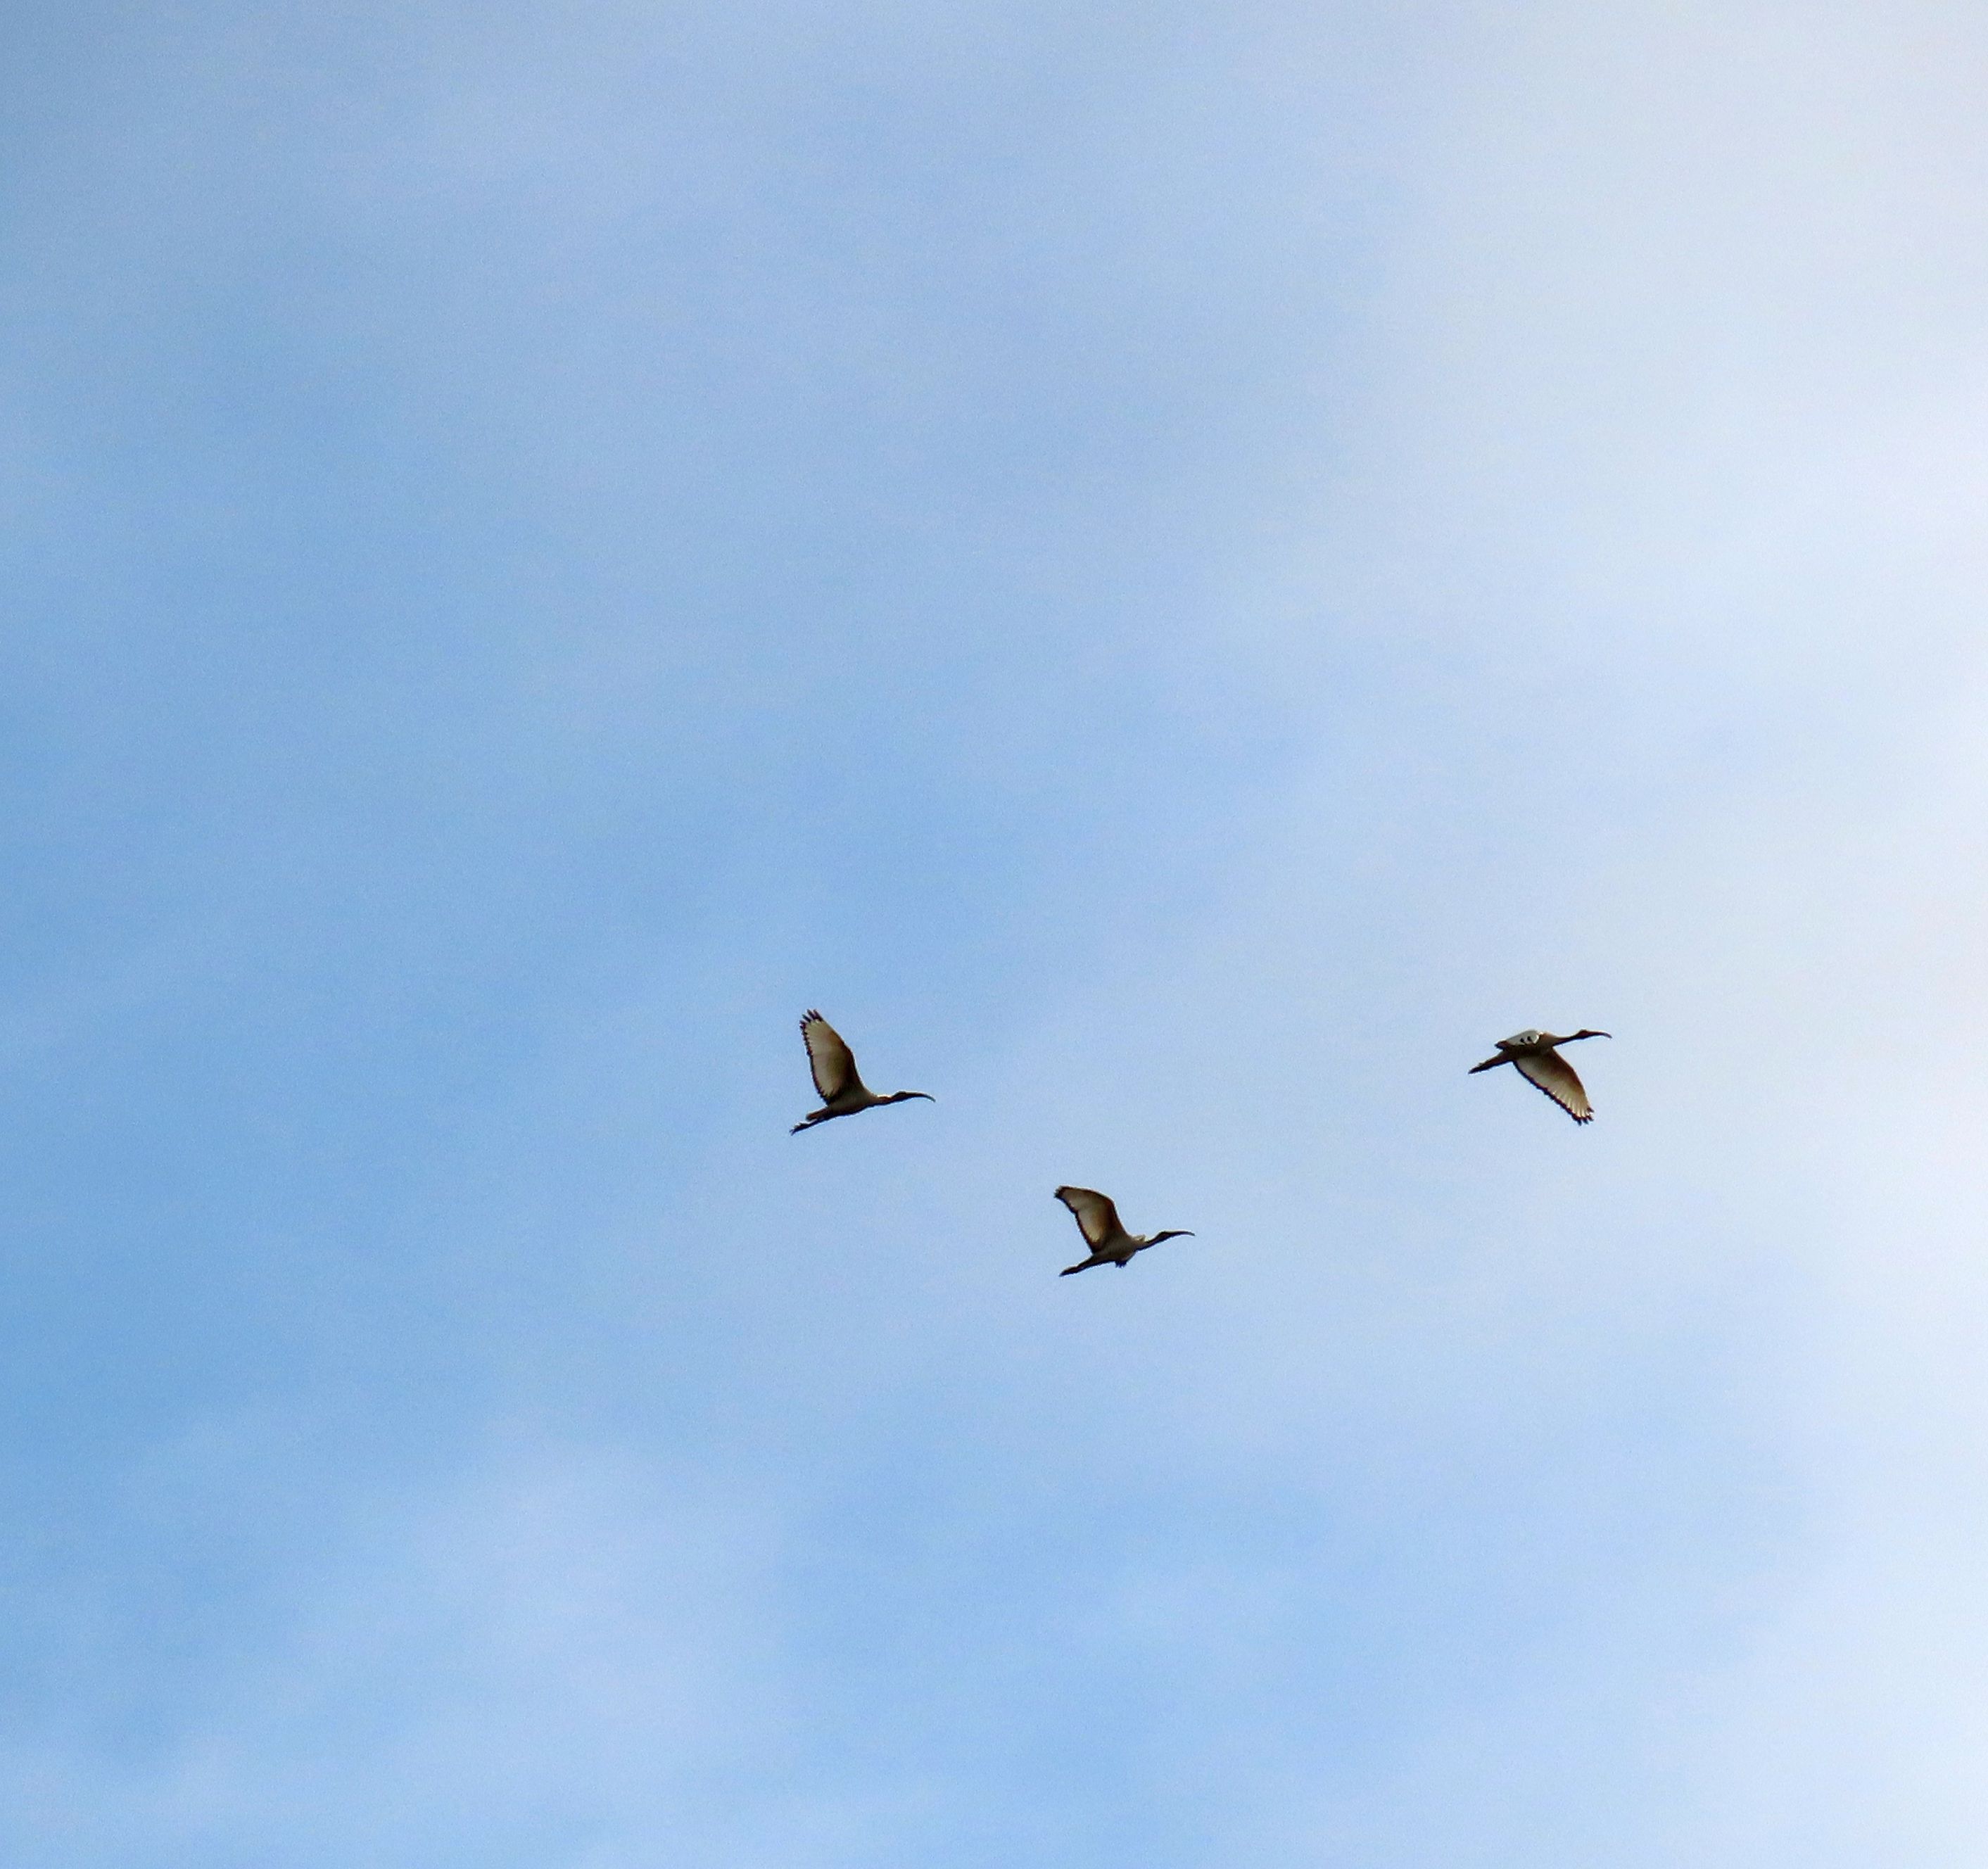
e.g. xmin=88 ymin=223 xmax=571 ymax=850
xmin=1468 ymin=1027 xmax=1610 ymax=1123
xmin=790 ymin=1010 xmax=933 ymax=1134
xmin=1053 ymin=1185 xmax=1194 ymax=1276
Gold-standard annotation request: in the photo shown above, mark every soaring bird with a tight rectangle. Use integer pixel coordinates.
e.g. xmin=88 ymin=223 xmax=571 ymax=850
xmin=1053 ymin=1186 xmax=1194 ymax=1276
xmin=790 ymin=1010 xmax=933 ymax=1134
xmin=1468 ymin=1027 xmax=1611 ymax=1123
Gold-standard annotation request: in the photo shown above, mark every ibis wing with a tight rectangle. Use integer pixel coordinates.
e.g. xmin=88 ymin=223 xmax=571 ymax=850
xmin=799 ymin=1011 xmax=859 ymax=1103
xmin=1514 ymin=1049 xmax=1593 ymax=1123
xmin=1055 ymin=1186 xmax=1122 ymax=1250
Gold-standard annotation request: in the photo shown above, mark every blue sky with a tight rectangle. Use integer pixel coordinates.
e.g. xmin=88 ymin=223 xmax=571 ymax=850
xmin=4 ymin=1 xmax=1988 ymax=1862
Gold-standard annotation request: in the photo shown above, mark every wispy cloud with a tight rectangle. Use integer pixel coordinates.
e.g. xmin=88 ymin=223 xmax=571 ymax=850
xmin=2 ymin=0 xmax=1985 ymax=1861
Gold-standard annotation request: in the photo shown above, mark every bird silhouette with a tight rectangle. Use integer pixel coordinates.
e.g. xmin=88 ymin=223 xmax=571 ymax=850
xmin=1468 ymin=1027 xmax=1610 ymax=1123
xmin=790 ymin=1010 xmax=933 ymax=1134
xmin=1053 ymin=1185 xmax=1194 ymax=1275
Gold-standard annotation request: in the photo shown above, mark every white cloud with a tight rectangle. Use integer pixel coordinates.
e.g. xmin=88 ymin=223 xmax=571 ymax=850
xmin=0 ymin=1436 xmax=821 ymax=1867
xmin=8 ymin=0 xmax=1988 ymax=1862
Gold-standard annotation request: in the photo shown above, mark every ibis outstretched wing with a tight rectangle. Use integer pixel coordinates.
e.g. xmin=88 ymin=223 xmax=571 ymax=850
xmin=1514 ymin=1049 xmax=1593 ymax=1123
xmin=1055 ymin=1186 xmax=1123 ymax=1250
xmin=799 ymin=1011 xmax=859 ymax=1104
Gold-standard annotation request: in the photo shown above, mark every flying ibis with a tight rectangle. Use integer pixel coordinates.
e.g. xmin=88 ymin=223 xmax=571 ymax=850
xmin=1054 ymin=1186 xmax=1194 ymax=1276
xmin=1468 ymin=1027 xmax=1610 ymax=1124
xmin=790 ymin=1010 xmax=933 ymax=1134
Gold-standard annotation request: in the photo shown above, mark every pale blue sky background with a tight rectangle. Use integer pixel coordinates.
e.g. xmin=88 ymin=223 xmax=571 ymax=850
xmin=4 ymin=1 xmax=1988 ymax=1863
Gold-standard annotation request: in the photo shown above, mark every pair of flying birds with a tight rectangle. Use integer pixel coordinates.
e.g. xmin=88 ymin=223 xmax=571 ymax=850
xmin=792 ymin=1010 xmax=1609 ymax=1276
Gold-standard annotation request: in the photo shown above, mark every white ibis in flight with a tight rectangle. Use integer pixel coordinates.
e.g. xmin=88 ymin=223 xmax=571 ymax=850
xmin=1468 ymin=1027 xmax=1610 ymax=1124
xmin=790 ymin=1010 xmax=933 ymax=1135
xmin=1053 ymin=1186 xmax=1194 ymax=1276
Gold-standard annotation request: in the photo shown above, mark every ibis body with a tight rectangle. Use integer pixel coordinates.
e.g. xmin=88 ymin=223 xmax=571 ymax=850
xmin=790 ymin=1010 xmax=932 ymax=1134
xmin=1054 ymin=1185 xmax=1194 ymax=1276
xmin=1468 ymin=1027 xmax=1610 ymax=1124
